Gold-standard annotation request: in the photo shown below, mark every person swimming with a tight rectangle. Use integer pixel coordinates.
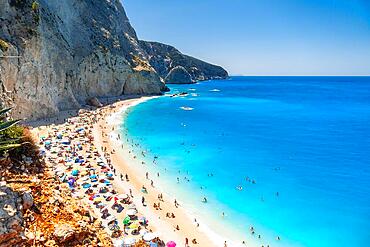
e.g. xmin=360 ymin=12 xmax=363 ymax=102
xmin=202 ymin=197 xmax=208 ymax=203
xmin=236 ymin=185 xmax=243 ymax=191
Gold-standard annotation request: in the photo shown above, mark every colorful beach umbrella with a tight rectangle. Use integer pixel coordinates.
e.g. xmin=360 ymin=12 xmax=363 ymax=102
xmin=93 ymin=197 xmax=103 ymax=202
xmin=123 ymin=238 xmax=136 ymax=245
xmin=128 ymin=222 xmax=140 ymax=229
xmin=143 ymin=233 xmax=156 ymax=241
xmin=71 ymin=169 xmax=79 ymax=176
xmin=126 ymin=209 xmax=137 ymax=216
xmin=82 ymin=183 xmax=91 ymax=189
xmin=166 ymin=241 xmax=176 ymax=247
xmin=123 ymin=216 xmax=130 ymax=225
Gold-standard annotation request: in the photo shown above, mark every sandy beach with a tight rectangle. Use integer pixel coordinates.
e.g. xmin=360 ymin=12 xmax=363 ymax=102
xmin=94 ymin=96 xmax=216 ymax=246
xmin=30 ymin=96 xmax=225 ymax=247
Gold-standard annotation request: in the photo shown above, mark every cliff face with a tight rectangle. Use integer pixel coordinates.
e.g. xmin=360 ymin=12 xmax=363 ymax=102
xmin=0 ymin=0 xmax=227 ymax=120
xmin=140 ymin=41 xmax=228 ymax=83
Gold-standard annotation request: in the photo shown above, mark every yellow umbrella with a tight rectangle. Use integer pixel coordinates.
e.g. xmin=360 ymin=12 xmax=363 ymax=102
xmin=128 ymin=222 xmax=140 ymax=229
xmin=81 ymin=170 xmax=88 ymax=176
xmin=93 ymin=197 xmax=103 ymax=202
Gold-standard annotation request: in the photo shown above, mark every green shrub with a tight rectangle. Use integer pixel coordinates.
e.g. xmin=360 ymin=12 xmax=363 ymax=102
xmin=0 ymin=108 xmax=22 ymax=157
xmin=32 ymin=1 xmax=39 ymax=12
xmin=1 ymin=124 xmax=24 ymax=140
xmin=31 ymin=1 xmax=40 ymax=24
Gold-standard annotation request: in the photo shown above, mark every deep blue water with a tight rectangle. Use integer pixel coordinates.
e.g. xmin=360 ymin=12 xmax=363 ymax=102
xmin=122 ymin=77 xmax=370 ymax=247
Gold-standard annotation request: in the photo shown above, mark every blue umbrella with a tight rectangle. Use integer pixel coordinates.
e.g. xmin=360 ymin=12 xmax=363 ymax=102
xmin=82 ymin=183 xmax=91 ymax=189
xmin=71 ymin=170 xmax=79 ymax=176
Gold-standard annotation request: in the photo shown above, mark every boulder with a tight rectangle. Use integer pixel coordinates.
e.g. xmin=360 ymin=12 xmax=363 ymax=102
xmin=22 ymin=192 xmax=33 ymax=210
xmin=0 ymin=186 xmax=24 ymax=246
xmin=86 ymin=97 xmax=103 ymax=108
xmin=53 ymin=224 xmax=76 ymax=243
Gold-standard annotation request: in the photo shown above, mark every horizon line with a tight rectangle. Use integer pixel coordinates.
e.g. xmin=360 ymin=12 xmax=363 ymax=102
xmin=229 ymin=74 xmax=370 ymax=77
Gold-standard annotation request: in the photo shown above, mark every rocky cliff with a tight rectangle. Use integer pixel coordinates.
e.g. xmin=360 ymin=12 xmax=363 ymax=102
xmin=0 ymin=0 xmax=228 ymax=120
xmin=140 ymin=41 xmax=228 ymax=84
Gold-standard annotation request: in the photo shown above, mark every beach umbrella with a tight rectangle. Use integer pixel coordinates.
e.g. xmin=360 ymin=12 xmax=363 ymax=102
xmin=128 ymin=222 xmax=140 ymax=229
xmin=71 ymin=169 xmax=79 ymax=176
xmin=61 ymin=139 xmax=70 ymax=145
xmin=123 ymin=238 xmax=136 ymax=245
xmin=90 ymin=174 xmax=98 ymax=179
xmin=82 ymin=183 xmax=91 ymax=189
xmin=113 ymin=239 xmax=124 ymax=247
xmin=166 ymin=241 xmax=176 ymax=247
xmin=123 ymin=216 xmax=131 ymax=225
xmin=81 ymin=170 xmax=88 ymax=176
xmin=143 ymin=233 xmax=156 ymax=242
xmin=126 ymin=209 xmax=137 ymax=216
xmin=94 ymin=197 xmax=103 ymax=203
xmin=106 ymin=216 xmax=117 ymax=224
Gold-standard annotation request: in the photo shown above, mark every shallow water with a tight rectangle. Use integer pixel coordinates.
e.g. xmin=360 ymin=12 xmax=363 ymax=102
xmin=120 ymin=76 xmax=370 ymax=247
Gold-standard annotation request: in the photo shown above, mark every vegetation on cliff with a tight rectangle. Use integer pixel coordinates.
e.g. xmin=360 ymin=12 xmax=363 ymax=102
xmin=0 ymin=108 xmax=22 ymax=156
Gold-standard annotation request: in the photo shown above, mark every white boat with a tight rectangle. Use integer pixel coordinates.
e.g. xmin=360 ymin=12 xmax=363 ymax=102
xmin=180 ymin=106 xmax=194 ymax=111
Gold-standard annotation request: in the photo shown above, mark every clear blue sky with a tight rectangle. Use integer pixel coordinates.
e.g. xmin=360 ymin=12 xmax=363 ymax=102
xmin=122 ymin=0 xmax=370 ymax=75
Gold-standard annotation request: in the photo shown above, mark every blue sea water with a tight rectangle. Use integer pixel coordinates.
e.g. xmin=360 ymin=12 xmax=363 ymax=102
xmin=121 ymin=77 xmax=370 ymax=247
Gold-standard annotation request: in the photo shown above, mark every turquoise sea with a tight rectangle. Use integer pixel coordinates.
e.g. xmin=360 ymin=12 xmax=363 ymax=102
xmin=120 ymin=77 xmax=370 ymax=247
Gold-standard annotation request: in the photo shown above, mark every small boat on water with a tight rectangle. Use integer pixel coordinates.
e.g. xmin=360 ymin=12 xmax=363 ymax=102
xmin=180 ymin=106 xmax=194 ymax=111
xmin=210 ymin=89 xmax=221 ymax=92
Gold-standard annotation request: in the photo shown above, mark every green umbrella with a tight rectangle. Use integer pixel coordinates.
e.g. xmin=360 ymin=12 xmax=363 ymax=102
xmin=123 ymin=216 xmax=131 ymax=225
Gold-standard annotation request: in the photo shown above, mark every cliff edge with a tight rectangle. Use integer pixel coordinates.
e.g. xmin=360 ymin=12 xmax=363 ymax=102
xmin=140 ymin=41 xmax=228 ymax=84
xmin=0 ymin=0 xmax=228 ymax=120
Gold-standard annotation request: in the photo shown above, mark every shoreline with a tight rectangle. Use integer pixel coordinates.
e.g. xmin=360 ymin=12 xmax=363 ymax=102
xmin=94 ymin=96 xmax=222 ymax=246
xmin=97 ymin=96 xmax=265 ymax=247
